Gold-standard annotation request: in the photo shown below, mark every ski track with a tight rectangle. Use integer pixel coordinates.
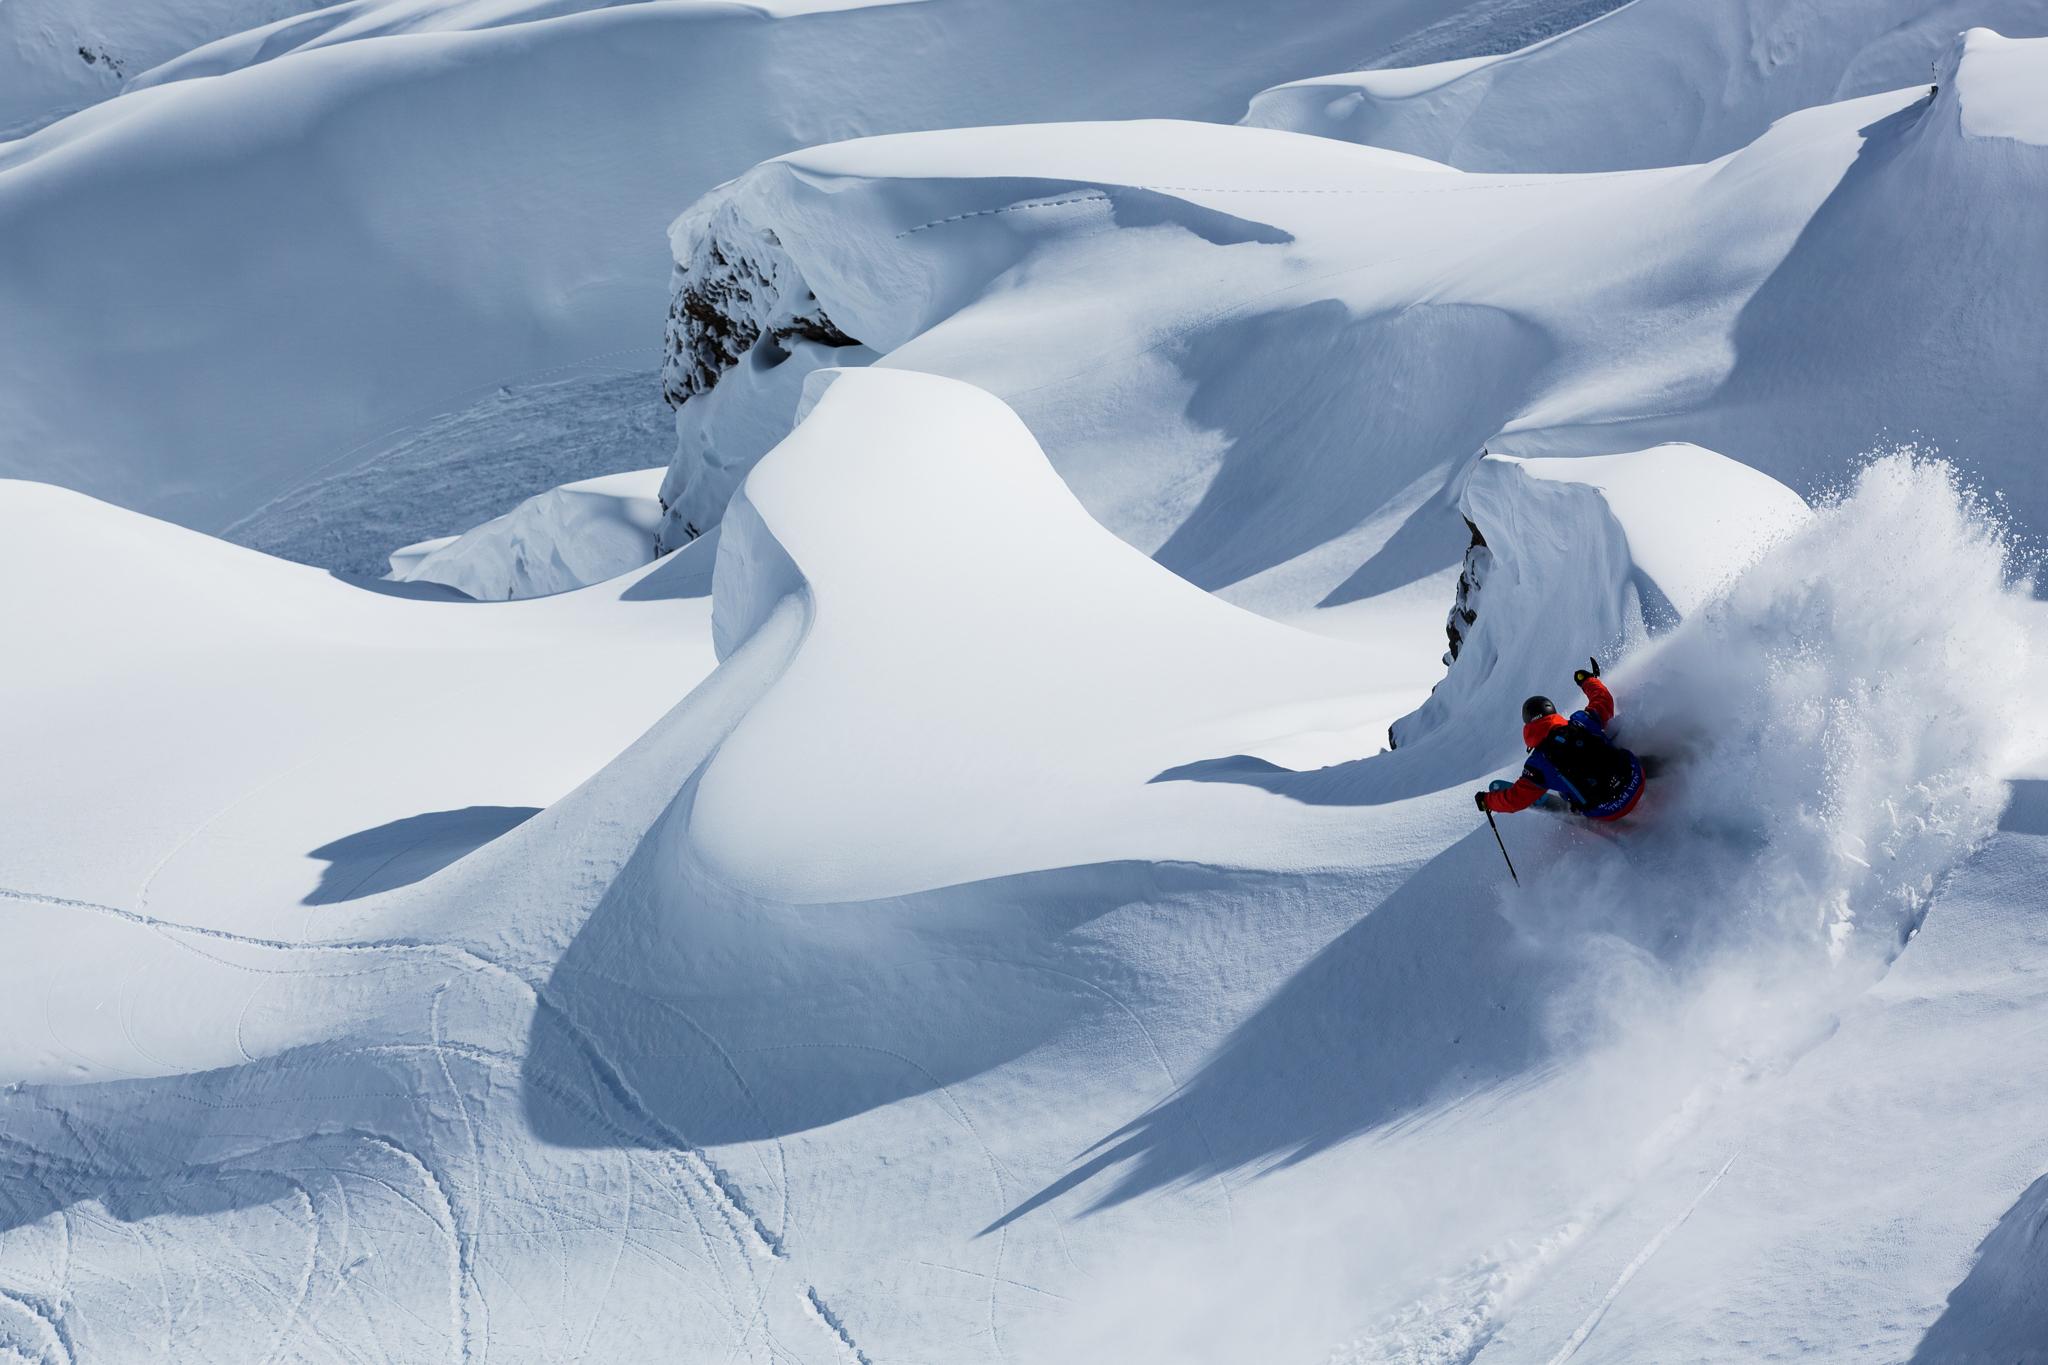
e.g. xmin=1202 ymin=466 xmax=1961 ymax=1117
xmin=0 ymin=882 xmax=798 ymax=1361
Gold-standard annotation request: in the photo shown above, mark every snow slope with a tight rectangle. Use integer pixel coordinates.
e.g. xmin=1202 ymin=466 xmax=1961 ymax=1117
xmin=4 ymin=367 xmax=2035 ymax=1361
xmin=0 ymin=477 xmax=718 ymax=927
xmin=1245 ymin=0 xmax=2048 ymax=171
xmin=8 ymin=8 xmax=2048 ymax=1364
xmin=655 ymin=36 xmax=2048 ymax=624
xmin=0 ymin=0 xmax=1565 ymax=543
xmin=230 ymin=364 xmax=677 ymax=577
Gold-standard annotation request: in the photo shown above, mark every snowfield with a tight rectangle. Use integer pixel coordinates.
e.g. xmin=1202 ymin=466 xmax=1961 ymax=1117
xmin=5 ymin=4 xmax=2048 ymax=1363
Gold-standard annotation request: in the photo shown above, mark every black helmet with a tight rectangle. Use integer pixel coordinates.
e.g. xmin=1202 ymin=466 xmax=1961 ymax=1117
xmin=1522 ymin=695 xmax=1557 ymax=725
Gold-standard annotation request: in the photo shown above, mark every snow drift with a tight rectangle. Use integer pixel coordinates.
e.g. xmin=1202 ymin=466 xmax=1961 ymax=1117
xmin=0 ymin=0 xmax=1561 ymax=543
xmin=1245 ymin=0 xmax=2048 ymax=171
xmin=388 ymin=466 xmax=667 ymax=599
xmin=652 ymin=36 xmax=2048 ymax=628
xmin=0 ymin=477 xmax=716 ymax=928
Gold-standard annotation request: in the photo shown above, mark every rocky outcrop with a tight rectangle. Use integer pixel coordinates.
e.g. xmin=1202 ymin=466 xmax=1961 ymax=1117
xmin=655 ymin=203 xmax=869 ymax=553
xmin=660 ymin=222 xmax=856 ymax=410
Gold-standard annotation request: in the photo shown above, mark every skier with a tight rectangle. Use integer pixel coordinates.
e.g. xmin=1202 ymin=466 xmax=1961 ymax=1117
xmin=1473 ymin=657 xmax=1646 ymax=822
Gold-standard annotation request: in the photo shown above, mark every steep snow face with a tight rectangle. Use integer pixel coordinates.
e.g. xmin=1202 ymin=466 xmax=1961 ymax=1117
xmin=234 ymin=367 xmax=676 ymax=577
xmin=1245 ymin=0 xmax=2048 ymax=171
xmin=389 ymin=466 xmax=668 ymax=599
xmin=653 ymin=65 xmax=2048 ymax=622
xmin=1389 ymin=446 xmax=1810 ymax=767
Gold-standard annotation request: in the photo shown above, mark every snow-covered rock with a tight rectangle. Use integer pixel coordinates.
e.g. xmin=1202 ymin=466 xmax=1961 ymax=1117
xmin=389 ymin=466 xmax=668 ymax=600
xmin=1390 ymin=444 xmax=1811 ymax=761
xmin=1245 ymin=0 xmax=2048 ymax=171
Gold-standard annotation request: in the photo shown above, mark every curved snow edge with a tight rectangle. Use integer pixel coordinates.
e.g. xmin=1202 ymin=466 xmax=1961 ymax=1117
xmin=1390 ymin=445 xmax=1808 ymax=757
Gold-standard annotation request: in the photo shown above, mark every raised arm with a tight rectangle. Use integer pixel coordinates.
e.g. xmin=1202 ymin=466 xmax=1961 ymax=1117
xmin=1575 ymin=656 xmax=1614 ymax=725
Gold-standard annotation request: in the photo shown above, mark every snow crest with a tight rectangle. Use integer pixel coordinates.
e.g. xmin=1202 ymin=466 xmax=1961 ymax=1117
xmin=1391 ymin=446 xmax=1810 ymax=774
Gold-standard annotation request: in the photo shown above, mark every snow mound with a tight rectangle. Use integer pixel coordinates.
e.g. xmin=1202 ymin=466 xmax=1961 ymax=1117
xmin=1245 ymin=0 xmax=2048 ymax=171
xmin=389 ymin=466 xmax=667 ymax=599
xmin=1948 ymin=25 xmax=2048 ymax=143
xmin=691 ymin=367 xmax=1386 ymax=901
xmin=1391 ymin=445 xmax=1810 ymax=765
xmin=0 ymin=477 xmax=715 ymax=935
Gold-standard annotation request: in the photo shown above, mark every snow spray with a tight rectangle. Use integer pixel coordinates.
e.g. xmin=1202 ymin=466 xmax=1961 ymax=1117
xmin=1513 ymin=452 xmax=2031 ymax=1058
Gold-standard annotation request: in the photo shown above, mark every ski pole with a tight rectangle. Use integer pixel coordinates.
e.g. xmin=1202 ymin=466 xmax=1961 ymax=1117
xmin=1485 ymin=808 xmax=1519 ymax=886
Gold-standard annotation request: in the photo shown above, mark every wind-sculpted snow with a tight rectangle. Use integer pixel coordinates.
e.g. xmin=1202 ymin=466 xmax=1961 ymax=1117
xmin=0 ymin=0 xmax=1567 ymax=544
xmin=1391 ymin=446 xmax=1811 ymax=770
xmin=388 ymin=466 xmax=668 ymax=599
xmin=653 ymin=46 xmax=2048 ymax=626
xmin=1246 ymin=0 xmax=2048 ymax=172
xmin=10 ymin=8 xmax=2048 ymax=1360
xmin=2 ymin=385 xmax=2042 ymax=1359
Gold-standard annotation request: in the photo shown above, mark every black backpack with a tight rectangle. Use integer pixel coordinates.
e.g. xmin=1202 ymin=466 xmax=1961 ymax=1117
xmin=1533 ymin=722 xmax=1636 ymax=812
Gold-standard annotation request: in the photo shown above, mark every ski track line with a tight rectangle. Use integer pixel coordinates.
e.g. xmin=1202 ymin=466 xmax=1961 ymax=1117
xmin=740 ymin=1038 xmax=1010 ymax=1358
xmin=132 ymin=735 xmax=359 ymax=927
xmin=0 ymin=884 xmax=782 ymax=1349
xmin=428 ymin=985 xmax=481 ymax=1365
xmin=1542 ymin=1152 xmax=1738 ymax=1365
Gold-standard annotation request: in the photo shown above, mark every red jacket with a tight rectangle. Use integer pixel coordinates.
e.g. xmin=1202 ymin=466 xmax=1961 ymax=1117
xmin=1482 ymin=677 xmax=1617 ymax=814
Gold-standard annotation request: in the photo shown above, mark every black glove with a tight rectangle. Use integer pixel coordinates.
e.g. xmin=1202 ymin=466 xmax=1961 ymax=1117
xmin=1474 ymin=790 xmax=1490 ymax=812
xmin=1574 ymin=655 xmax=1601 ymax=685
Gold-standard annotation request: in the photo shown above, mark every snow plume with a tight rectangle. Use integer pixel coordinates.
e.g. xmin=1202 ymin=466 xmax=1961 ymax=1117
xmin=1517 ymin=453 xmax=2030 ymax=1058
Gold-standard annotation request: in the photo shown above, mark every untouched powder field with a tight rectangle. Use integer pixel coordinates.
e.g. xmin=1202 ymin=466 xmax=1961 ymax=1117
xmin=4 ymin=5 xmax=2048 ymax=1363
